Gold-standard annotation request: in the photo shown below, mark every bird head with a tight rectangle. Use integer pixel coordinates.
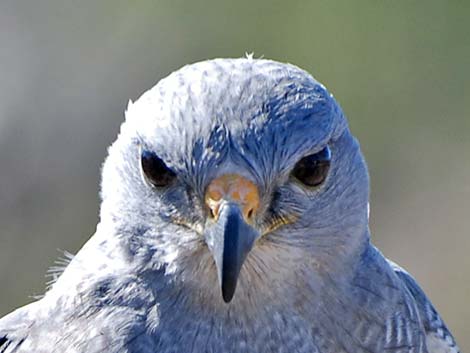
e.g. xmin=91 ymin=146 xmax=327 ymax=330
xmin=100 ymin=58 xmax=370 ymax=304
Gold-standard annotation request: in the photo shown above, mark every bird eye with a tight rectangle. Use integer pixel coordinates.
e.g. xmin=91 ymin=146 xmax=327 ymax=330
xmin=141 ymin=150 xmax=177 ymax=187
xmin=291 ymin=146 xmax=331 ymax=187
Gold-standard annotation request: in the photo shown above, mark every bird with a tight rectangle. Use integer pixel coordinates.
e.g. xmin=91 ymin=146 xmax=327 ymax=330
xmin=0 ymin=58 xmax=460 ymax=353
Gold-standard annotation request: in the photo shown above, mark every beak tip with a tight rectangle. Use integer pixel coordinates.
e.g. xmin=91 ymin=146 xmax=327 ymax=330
xmin=221 ymin=285 xmax=236 ymax=303
xmin=222 ymin=294 xmax=233 ymax=303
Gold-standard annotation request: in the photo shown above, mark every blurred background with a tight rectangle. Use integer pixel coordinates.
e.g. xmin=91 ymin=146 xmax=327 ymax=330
xmin=0 ymin=0 xmax=469 ymax=349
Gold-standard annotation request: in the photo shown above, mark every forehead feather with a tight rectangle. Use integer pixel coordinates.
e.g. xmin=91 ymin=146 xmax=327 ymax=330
xmin=124 ymin=58 xmax=347 ymax=166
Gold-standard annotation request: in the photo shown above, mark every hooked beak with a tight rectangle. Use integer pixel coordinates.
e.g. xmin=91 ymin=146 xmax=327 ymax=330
xmin=204 ymin=174 xmax=260 ymax=303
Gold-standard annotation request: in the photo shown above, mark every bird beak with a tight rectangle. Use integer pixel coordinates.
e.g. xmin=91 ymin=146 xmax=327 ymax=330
xmin=204 ymin=174 xmax=260 ymax=303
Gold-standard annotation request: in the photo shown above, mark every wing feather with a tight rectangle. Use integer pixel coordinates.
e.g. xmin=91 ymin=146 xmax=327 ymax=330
xmin=389 ymin=261 xmax=460 ymax=353
xmin=0 ymin=304 xmax=34 ymax=353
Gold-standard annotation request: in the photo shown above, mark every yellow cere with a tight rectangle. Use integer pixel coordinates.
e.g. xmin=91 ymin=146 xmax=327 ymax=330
xmin=204 ymin=174 xmax=260 ymax=223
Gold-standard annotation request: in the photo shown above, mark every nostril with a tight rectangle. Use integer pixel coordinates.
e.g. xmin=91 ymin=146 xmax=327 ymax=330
xmin=208 ymin=204 xmax=220 ymax=220
xmin=247 ymin=208 xmax=254 ymax=220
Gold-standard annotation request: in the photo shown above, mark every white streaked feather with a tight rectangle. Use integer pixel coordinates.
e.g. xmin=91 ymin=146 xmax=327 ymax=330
xmin=426 ymin=333 xmax=460 ymax=353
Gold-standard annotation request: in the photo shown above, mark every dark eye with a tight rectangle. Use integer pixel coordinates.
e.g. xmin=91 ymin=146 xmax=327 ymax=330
xmin=141 ymin=150 xmax=177 ymax=187
xmin=292 ymin=146 xmax=331 ymax=187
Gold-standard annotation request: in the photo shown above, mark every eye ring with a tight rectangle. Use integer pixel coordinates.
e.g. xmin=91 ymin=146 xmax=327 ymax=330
xmin=291 ymin=146 xmax=331 ymax=188
xmin=140 ymin=150 xmax=177 ymax=188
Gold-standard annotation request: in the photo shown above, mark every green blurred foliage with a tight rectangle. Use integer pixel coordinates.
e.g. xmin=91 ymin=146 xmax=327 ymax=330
xmin=0 ymin=0 xmax=469 ymax=349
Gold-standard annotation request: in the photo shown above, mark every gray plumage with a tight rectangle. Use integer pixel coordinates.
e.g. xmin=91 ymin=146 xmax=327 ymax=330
xmin=0 ymin=58 xmax=460 ymax=353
